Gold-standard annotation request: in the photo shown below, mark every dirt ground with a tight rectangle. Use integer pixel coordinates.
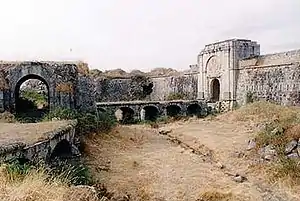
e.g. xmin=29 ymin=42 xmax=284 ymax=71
xmin=85 ymin=117 xmax=300 ymax=201
xmin=0 ymin=120 xmax=73 ymax=146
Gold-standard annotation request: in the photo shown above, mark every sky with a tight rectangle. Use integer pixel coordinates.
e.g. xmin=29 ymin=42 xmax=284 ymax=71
xmin=0 ymin=0 xmax=299 ymax=72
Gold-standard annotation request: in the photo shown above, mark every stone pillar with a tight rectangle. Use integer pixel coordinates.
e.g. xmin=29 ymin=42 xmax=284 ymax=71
xmin=0 ymin=90 xmax=4 ymax=112
xmin=197 ymin=54 xmax=205 ymax=100
xmin=140 ymin=108 xmax=145 ymax=121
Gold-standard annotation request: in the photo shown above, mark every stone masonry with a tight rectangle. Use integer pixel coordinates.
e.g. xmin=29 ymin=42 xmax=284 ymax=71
xmin=0 ymin=61 xmax=96 ymax=113
xmin=92 ymin=38 xmax=300 ymax=112
xmin=1 ymin=38 xmax=300 ymax=114
xmin=0 ymin=120 xmax=78 ymax=163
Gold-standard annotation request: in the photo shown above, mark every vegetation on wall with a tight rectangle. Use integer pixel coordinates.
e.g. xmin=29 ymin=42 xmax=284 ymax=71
xmin=129 ymin=75 xmax=153 ymax=100
xmin=55 ymin=83 xmax=74 ymax=94
xmin=245 ymin=91 xmax=257 ymax=104
xmin=43 ymin=107 xmax=116 ymax=134
xmin=20 ymin=89 xmax=48 ymax=109
xmin=167 ymin=92 xmax=187 ymax=100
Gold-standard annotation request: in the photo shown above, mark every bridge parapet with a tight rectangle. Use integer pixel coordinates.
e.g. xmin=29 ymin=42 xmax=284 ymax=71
xmin=0 ymin=120 xmax=78 ymax=163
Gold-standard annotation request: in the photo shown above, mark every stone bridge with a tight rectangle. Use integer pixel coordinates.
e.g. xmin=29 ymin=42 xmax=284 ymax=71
xmin=96 ymin=100 xmax=209 ymax=122
xmin=0 ymin=120 xmax=79 ymax=163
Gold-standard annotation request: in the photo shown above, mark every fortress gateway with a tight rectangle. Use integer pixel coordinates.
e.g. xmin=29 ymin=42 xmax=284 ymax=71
xmin=1 ymin=38 xmax=300 ymax=113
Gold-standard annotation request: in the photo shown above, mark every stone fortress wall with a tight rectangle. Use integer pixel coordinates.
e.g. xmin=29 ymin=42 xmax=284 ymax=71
xmin=237 ymin=50 xmax=300 ymax=106
xmin=90 ymin=38 xmax=300 ymax=111
xmin=1 ymin=38 xmax=300 ymax=114
xmin=92 ymin=70 xmax=198 ymax=102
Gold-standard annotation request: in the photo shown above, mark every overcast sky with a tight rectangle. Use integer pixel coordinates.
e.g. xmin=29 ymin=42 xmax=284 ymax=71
xmin=0 ymin=0 xmax=299 ymax=71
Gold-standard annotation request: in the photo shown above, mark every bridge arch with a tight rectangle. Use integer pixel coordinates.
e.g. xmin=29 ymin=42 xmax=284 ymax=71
xmin=115 ymin=106 xmax=135 ymax=123
xmin=166 ymin=105 xmax=181 ymax=117
xmin=50 ymin=139 xmax=73 ymax=160
xmin=187 ymin=103 xmax=201 ymax=117
xmin=143 ymin=105 xmax=159 ymax=121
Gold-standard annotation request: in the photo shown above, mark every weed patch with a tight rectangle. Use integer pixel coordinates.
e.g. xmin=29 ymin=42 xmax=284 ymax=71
xmin=43 ymin=107 xmax=116 ymax=134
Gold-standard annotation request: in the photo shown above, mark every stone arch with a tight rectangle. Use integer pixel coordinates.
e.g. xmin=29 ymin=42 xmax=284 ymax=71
xmin=115 ymin=106 xmax=135 ymax=123
xmin=14 ymin=74 xmax=50 ymax=116
xmin=143 ymin=105 xmax=159 ymax=121
xmin=50 ymin=139 xmax=73 ymax=160
xmin=187 ymin=103 xmax=201 ymax=116
xmin=1 ymin=61 xmax=87 ymax=113
xmin=210 ymin=78 xmax=220 ymax=102
xmin=166 ymin=105 xmax=181 ymax=117
xmin=205 ymin=56 xmax=221 ymax=77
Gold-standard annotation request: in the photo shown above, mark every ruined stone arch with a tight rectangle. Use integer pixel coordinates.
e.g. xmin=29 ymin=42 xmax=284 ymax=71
xmin=0 ymin=61 xmax=90 ymax=112
xmin=14 ymin=74 xmax=50 ymax=113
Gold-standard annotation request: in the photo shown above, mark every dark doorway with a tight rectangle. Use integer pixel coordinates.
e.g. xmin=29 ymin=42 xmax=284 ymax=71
xmin=116 ymin=107 xmax=135 ymax=124
xmin=211 ymin=79 xmax=220 ymax=102
xmin=166 ymin=105 xmax=181 ymax=117
xmin=15 ymin=75 xmax=49 ymax=122
xmin=187 ymin=104 xmax=201 ymax=117
xmin=143 ymin=106 xmax=159 ymax=121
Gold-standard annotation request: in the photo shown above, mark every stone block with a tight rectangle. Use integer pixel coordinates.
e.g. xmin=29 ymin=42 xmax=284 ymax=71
xmin=223 ymin=92 xmax=231 ymax=100
xmin=198 ymin=92 xmax=204 ymax=99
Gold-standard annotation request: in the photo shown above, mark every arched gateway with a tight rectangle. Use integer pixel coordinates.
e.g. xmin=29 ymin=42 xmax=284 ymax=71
xmin=0 ymin=61 xmax=95 ymax=113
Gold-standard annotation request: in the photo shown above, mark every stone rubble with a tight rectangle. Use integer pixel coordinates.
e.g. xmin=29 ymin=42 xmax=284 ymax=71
xmin=248 ymin=138 xmax=300 ymax=161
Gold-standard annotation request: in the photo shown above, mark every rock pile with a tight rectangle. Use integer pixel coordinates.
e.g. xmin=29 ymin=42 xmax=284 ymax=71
xmin=247 ymin=138 xmax=300 ymax=161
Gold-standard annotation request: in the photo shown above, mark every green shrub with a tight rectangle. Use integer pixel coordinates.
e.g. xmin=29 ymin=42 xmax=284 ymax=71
xmin=20 ymin=89 xmax=48 ymax=108
xmin=5 ymin=159 xmax=33 ymax=181
xmin=245 ymin=91 xmax=257 ymax=104
xmin=43 ymin=107 xmax=77 ymax=121
xmin=2 ymin=159 xmax=93 ymax=186
xmin=167 ymin=92 xmax=186 ymax=100
xmin=43 ymin=108 xmax=116 ymax=134
xmin=49 ymin=160 xmax=92 ymax=185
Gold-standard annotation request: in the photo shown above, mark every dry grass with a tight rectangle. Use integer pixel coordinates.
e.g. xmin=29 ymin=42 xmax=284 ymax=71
xmin=197 ymin=190 xmax=241 ymax=201
xmin=268 ymin=157 xmax=300 ymax=186
xmin=223 ymin=101 xmax=300 ymax=187
xmin=55 ymin=83 xmax=74 ymax=93
xmin=220 ymin=101 xmax=300 ymax=124
xmin=0 ymin=165 xmax=99 ymax=201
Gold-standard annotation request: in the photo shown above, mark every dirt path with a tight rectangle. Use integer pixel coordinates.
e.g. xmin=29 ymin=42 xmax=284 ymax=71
xmin=85 ymin=118 xmax=299 ymax=201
